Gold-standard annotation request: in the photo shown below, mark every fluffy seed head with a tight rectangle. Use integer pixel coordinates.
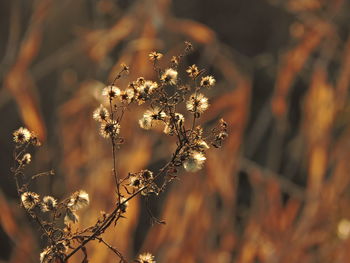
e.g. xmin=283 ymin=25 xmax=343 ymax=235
xmin=197 ymin=139 xmax=210 ymax=150
xmin=21 ymin=153 xmax=32 ymax=165
xmin=186 ymin=64 xmax=200 ymax=78
xmin=141 ymin=169 xmax=153 ymax=181
xmin=139 ymin=108 xmax=166 ymax=130
xmin=183 ymin=151 xmax=206 ymax=172
xmin=13 ymin=127 xmax=31 ymax=144
xmin=186 ymin=93 xmax=209 ymax=113
xmin=138 ymin=81 xmax=158 ymax=96
xmin=68 ymin=190 xmax=89 ymax=211
xmin=171 ymin=56 xmax=179 ymax=65
xmin=40 ymin=246 xmax=52 ymax=263
xmin=102 ymin=85 xmax=121 ymax=99
xmin=119 ymin=197 xmax=129 ymax=213
xmin=93 ymin=104 xmax=109 ymax=122
xmin=161 ymin=68 xmax=178 ymax=85
xmin=64 ymin=208 xmax=79 ymax=225
xmin=21 ymin=192 xmax=40 ymax=210
xmin=41 ymin=196 xmax=58 ymax=212
xmin=129 ymin=175 xmax=143 ymax=189
xmin=120 ymin=87 xmax=135 ymax=103
xmin=149 ymin=51 xmax=163 ymax=61
xmin=139 ymin=113 xmax=153 ymax=130
xmin=137 ymin=252 xmax=156 ymax=263
xmin=100 ymin=120 xmax=120 ymax=138
xmin=200 ymin=75 xmax=216 ymax=88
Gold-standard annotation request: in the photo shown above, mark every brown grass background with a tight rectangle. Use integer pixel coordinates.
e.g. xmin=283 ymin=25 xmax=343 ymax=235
xmin=1 ymin=0 xmax=350 ymax=262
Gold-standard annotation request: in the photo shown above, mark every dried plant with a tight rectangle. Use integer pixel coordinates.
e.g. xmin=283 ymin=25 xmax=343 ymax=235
xmin=10 ymin=42 xmax=227 ymax=263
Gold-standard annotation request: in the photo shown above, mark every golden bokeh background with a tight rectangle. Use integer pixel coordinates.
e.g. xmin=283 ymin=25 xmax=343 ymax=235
xmin=1 ymin=0 xmax=350 ymax=262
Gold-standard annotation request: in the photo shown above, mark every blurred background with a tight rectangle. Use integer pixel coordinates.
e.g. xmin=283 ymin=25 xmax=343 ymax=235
xmin=1 ymin=0 xmax=350 ymax=262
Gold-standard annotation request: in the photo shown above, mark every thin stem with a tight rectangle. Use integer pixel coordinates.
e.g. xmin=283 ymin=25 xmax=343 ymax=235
xmin=65 ymin=144 xmax=184 ymax=261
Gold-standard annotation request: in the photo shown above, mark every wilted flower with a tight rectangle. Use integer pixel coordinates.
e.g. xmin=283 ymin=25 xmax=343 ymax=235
xmin=200 ymin=75 xmax=216 ymax=88
xmin=102 ymin=85 xmax=121 ymax=99
xmin=186 ymin=93 xmax=209 ymax=113
xmin=13 ymin=127 xmax=31 ymax=144
xmin=137 ymin=252 xmax=156 ymax=263
xmin=186 ymin=64 xmax=199 ymax=78
xmin=21 ymin=153 xmax=32 ymax=165
xmin=149 ymin=51 xmax=163 ymax=61
xmin=161 ymin=68 xmax=178 ymax=85
xmin=68 ymin=190 xmax=89 ymax=211
xmin=21 ymin=192 xmax=40 ymax=210
xmin=100 ymin=120 xmax=120 ymax=138
xmin=183 ymin=151 xmax=206 ymax=172
xmin=41 ymin=196 xmax=58 ymax=212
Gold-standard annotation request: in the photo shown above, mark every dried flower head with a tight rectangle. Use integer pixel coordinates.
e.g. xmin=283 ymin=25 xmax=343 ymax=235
xmin=13 ymin=127 xmax=31 ymax=144
xmin=93 ymin=104 xmax=109 ymax=122
xmin=161 ymin=68 xmax=178 ymax=85
xmin=197 ymin=139 xmax=210 ymax=150
xmin=185 ymin=41 xmax=193 ymax=52
xmin=68 ymin=190 xmax=89 ymax=211
xmin=164 ymin=112 xmax=185 ymax=134
xmin=139 ymin=108 xmax=167 ymax=130
xmin=137 ymin=77 xmax=145 ymax=85
xmin=40 ymin=242 xmax=67 ymax=263
xmin=183 ymin=151 xmax=206 ymax=172
xmin=141 ymin=169 xmax=153 ymax=181
xmin=119 ymin=197 xmax=129 ymax=213
xmin=121 ymin=63 xmax=130 ymax=74
xmin=138 ymin=81 xmax=158 ymax=96
xmin=212 ymin=119 xmax=229 ymax=148
xmin=40 ymin=246 xmax=52 ymax=263
xmin=64 ymin=208 xmax=79 ymax=225
xmin=137 ymin=252 xmax=156 ymax=263
xmin=100 ymin=120 xmax=120 ymax=138
xmin=21 ymin=153 xmax=32 ymax=165
xmin=200 ymin=75 xmax=216 ymax=88
xmin=171 ymin=56 xmax=179 ymax=65
xmin=149 ymin=51 xmax=163 ymax=61
xmin=41 ymin=196 xmax=58 ymax=212
xmin=120 ymin=87 xmax=135 ymax=103
xmin=138 ymin=112 xmax=153 ymax=130
xmin=186 ymin=93 xmax=209 ymax=113
xmin=21 ymin=191 xmax=40 ymax=210
xmin=186 ymin=64 xmax=200 ymax=78
xmin=129 ymin=175 xmax=143 ymax=189
xmin=102 ymin=85 xmax=121 ymax=99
